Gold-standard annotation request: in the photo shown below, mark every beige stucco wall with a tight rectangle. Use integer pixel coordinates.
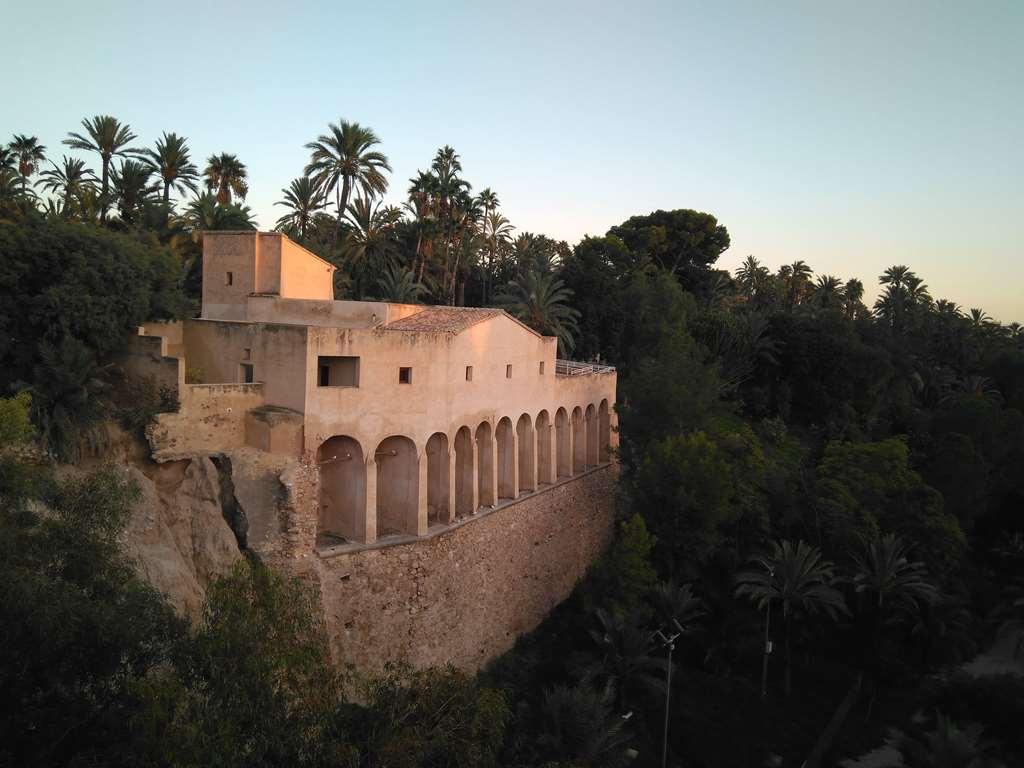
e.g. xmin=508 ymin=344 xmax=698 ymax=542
xmin=279 ymin=237 xmax=334 ymax=300
xmin=302 ymin=313 xmax=616 ymax=457
xmin=202 ymin=232 xmax=256 ymax=320
xmin=182 ymin=320 xmax=309 ymax=413
xmin=254 ymin=233 xmax=281 ymax=294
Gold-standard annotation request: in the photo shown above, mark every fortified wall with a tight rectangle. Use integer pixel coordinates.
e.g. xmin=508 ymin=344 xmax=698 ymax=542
xmin=124 ymin=231 xmax=619 ymax=673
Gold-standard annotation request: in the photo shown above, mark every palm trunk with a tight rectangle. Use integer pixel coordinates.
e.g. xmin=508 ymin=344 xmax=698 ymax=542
xmin=785 ymin=616 xmax=793 ymax=697
xmin=163 ymin=181 xmax=171 ymax=206
xmin=100 ymin=157 xmax=110 ymax=222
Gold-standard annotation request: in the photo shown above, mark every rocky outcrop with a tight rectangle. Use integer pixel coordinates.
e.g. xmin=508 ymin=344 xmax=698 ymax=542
xmin=122 ymin=456 xmax=242 ymax=620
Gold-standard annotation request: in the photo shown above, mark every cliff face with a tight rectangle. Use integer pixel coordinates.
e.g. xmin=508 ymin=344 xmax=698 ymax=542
xmin=121 ymin=456 xmax=242 ymax=620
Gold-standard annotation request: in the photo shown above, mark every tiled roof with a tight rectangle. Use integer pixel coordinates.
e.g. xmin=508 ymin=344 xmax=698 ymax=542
xmin=382 ymin=306 xmax=502 ymax=334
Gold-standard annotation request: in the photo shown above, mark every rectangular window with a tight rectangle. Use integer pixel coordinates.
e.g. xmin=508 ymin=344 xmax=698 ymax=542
xmin=398 ymin=367 xmax=412 ymax=384
xmin=226 ymin=271 xmax=233 ymax=286
xmin=506 ymin=364 xmax=512 ymax=379
xmin=240 ymin=363 xmax=254 ymax=384
xmin=539 ymin=361 xmax=545 ymax=375
xmin=465 ymin=365 xmax=473 ymax=381
xmin=317 ymin=355 xmax=359 ymax=387
xmin=242 ymin=347 xmax=252 ymax=361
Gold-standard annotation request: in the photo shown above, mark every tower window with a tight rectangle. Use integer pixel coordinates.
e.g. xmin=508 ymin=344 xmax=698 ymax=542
xmin=539 ymin=361 xmax=545 ymax=375
xmin=399 ymin=367 xmax=412 ymax=384
xmin=506 ymin=364 xmax=512 ymax=379
xmin=240 ymin=363 xmax=254 ymax=383
xmin=465 ymin=365 xmax=473 ymax=381
xmin=226 ymin=271 xmax=233 ymax=286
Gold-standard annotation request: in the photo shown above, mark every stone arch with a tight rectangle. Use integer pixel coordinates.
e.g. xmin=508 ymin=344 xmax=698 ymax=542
xmin=585 ymin=404 xmax=598 ymax=467
xmin=516 ymin=413 xmax=535 ymax=494
xmin=375 ymin=435 xmax=418 ymax=536
xmin=454 ymin=426 xmax=475 ymax=517
xmin=426 ymin=432 xmax=449 ymax=526
xmin=555 ymin=407 xmax=571 ymax=479
xmin=475 ymin=421 xmax=495 ymax=508
xmin=317 ymin=435 xmax=365 ymax=544
xmin=496 ymin=416 xmax=515 ymax=500
xmin=536 ymin=409 xmax=552 ymax=484
xmin=599 ymin=399 xmax=611 ymax=462
xmin=571 ymin=406 xmax=585 ymax=474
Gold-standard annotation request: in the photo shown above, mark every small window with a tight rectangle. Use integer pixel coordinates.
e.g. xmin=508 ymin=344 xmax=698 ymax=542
xmin=226 ymin=271 xmax=233 ymax=286
xmin=539 ymin=361 xmax=545 ymax=375
xmin=317 ymin=355 xmax=359 ymax=387
xmin=240 ymin=363 xmax=254 ymax=383
xmin=506 ymin=364 xmax=512 ymax=379
xmin=399 ymin=367 xmax=412 ymax=384
xmin=465 ymin=365 xmax=473 ymax=381
xmin=242 ymin=347 xmax=252 ymax=361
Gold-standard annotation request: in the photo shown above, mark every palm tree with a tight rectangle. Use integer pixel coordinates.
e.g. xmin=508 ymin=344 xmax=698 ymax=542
xmin=735 ymin=255 xmax=770 ymax=302
xmin=142 ymin=132 xmax=199 ymax=206
xmin=811 ymin=274 xmax=843 ymax=311
xmin=7 ymin=134 xmax=47 ymax=195
xmin=203 ymin=153 xmax=248 ymax=204
xmin=274 ymin=177 xmax=326 ymax=240
xmin=496 ymin=270 xmax=581 ymax=355
xmin=185 ymin=192 xmax=257 ymax=231
xmin=651 ymin=580 xmax=705 ymax=630
xmin=304 ymin=120 xmax=391 ymax=224
xmin=852 ymin=534 xmax=938 ymax=612
xmin=110 ymin=160 xmax=158 ymax=224
xmin=579 ymin=608 xmax=665 ymax=711
xmin=735 ymin=539 xmax=847 ymax=696
xmin=63 ymin=116 xmax=139 ymax=220
xmin=536 ymin=683 xmax=634 ymax=768
xmin=481 ymin=210 xmax=514 ymax=303
xmin=780 ymin=260 xmax=813 ymax=310
xmin=39 ymin=156 xmax=96 ymax=215
xmin=31 ymin=337 xmax=108 ymax=462
xmin=842 ymin=278 xmax=865 ymax=320
xmin=376 ymin=263 xmax=427 ymax=303
xmin=886 ymin=711 xmax=1005 ymax=768
xmin=476 ymin=187 xmax=499 ymax=219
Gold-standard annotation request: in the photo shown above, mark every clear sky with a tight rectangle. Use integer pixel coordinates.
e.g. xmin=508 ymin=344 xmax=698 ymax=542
xmin=5 ymin=0 xmax=1022 ymax=320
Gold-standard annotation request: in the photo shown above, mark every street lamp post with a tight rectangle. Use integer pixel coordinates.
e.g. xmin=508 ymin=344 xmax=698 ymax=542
xmin=760 ymin=563 xmax=775 ymax=699
xmin=655 ymin=619 xmax=685 ymax=768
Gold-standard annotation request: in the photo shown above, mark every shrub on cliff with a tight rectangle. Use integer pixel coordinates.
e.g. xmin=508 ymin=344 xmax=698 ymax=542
xmin=0 ymin=216 xmax=185 ymax=389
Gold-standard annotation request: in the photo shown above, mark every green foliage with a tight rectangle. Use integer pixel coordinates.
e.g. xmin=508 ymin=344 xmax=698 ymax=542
xmin=586 ymin=513 xmax=658 ymax=619
xmin=31 ymin=336 xmax=108 ymax=461
xmin=130 ymin=561 xmax=346 ymax=767
xmin=816 ymin=438 xmax=966 ymax=574
xmin=631 ymin=432 xmax=734 ymax=574
xmin=531 ymin=683 xmax=633 ymax=768
xmin=0 ymin=390 xmax=34 ymax=445
xmin=0 ymin=216 xmax=185 ymax=386
xmin=0 ymin=463 xmax=184 ymax=767
xmin=347 ymin=663 xmax=509 ymax=768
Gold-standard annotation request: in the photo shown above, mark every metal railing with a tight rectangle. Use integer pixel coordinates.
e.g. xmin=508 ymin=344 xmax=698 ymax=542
xmin=555 ymin=359 xmax=616 ymax=377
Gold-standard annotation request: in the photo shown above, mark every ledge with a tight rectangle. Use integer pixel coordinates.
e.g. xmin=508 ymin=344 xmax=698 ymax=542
xmin=315 ymin=462 xmax=615 ymax=559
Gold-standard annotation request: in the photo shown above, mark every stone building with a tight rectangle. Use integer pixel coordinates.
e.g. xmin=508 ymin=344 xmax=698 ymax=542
xmin=134 ymin=231 xmax=618 ymax=671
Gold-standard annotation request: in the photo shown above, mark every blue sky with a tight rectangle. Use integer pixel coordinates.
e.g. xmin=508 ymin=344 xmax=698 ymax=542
xmin=5 ymin=0 xmax=1022 ymax=320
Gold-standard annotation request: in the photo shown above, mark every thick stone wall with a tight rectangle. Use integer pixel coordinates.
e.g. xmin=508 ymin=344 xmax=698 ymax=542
xmin=148 ymin=383 xmax=265 ymax=461
xmin=310 ymin=465 xmax=616 ymax=673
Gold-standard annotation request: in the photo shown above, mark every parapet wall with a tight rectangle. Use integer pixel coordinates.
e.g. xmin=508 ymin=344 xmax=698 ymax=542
xmin=306 ymin=465 xmax=617 ymax=673
xmin=148 ymin=383 xmax=265 ymax=461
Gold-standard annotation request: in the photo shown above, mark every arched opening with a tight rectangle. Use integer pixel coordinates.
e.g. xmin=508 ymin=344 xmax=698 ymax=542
xmin=516 ymin=414 xmax=535 ymax=494
xmin=475 ymin=421 xmax=495 ymax=508
xmin=585 ymin=404 xmax=598 ymax=467
xmin=426 ymin=432 xmax=449 ymax=526
xmin=599 ymin=399 xmax=611 ymax=463
xmin=572 ymin=406 xmax=585 ymax=474
xmin=536 ymin=410 xmax=552 ymax=485
xmin=555 ymin=407 xmax=571 ymax=478
xmin=496 ymin=416 xmax=515 ymax=500
xmin=375 ymin=435 xmax=418 ymax=537
xmin=317 ymin=436 xmax=365 ymax=544
xmin=454 ymin=426 xmax=474 ymax=517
